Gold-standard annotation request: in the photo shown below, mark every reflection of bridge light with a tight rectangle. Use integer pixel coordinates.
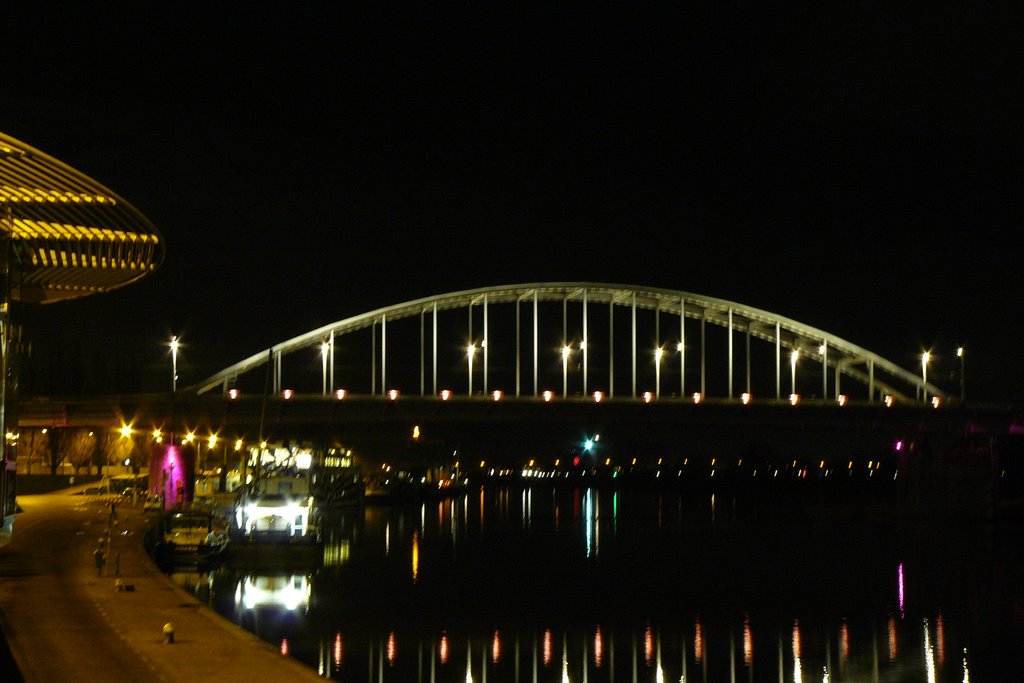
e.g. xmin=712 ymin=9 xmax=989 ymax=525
xmin=594 ymin=625 xmax=603 ymax=668
xmin=889 ymin=616 xmax=897 ymax=661
xmin=492 ymin=630 xmax=501 ymax=663
xmin=744 ymin=613 xmax=753 ymax=665
xmin=236 ymin=574 xmax=310 ymax=611
xmin=923 ymin=619 xmax=936 ymax=683
xmin=644 ymin=623 xmax=653 ymax=664
xmin=333 ymin=633 xmax=343 ymax=666
xmin=439 ymin=634 xmax=449 ymax=664
xmin=543 ymin=629 xmax=552 ymax=665
xmin=694 ymin=619 xmax=703 ymax=662
xmin=898 ymin=563 xmax=905 ymax=617
xmin=411 ymin=531 xmax=419 ymax=582
xmin=387 ymin=631 xmax=396 ymax=662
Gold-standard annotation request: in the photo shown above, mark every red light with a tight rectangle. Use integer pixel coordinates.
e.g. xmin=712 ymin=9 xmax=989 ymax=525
xmin=228 ymin=388 xmax=239 ymax=399
xmin=282 ymin=389 xmax=293 ymax=399
xmin=573 ymin=456 xmax=581 ymax=466
xmin=388 ymin=389 xmax=399 ymax=400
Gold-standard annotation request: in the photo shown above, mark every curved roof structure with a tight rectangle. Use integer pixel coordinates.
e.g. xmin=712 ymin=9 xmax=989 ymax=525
xmin=0 ymin=131 xmax=164 ymax=303
xmin=192 ymin=282 xmax=946 ymax=402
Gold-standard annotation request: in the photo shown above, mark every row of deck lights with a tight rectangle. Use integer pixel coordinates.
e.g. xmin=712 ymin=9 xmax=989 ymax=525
xmin=238 ymin=386 xmax=939 ymax=408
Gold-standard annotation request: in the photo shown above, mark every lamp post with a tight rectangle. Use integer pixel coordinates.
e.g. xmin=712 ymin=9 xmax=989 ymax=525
xmin=676 ymin=342 xmax=685 ymax=398
xmin=562 ymin=345 xmax=572 ymax=398
xmin=921 ymin=351 xmax=931 ymax=403
xmin=320 ymin=341 xmax=330 ymax=396
xmin=957 ymin=346 xmax=965 ymax=401
xmin=467 ymin=343 xmax=477 ymax=396
xmin=654 ymin=347 xmax=664 ymax=399
xmin=790 ymin=349 xmax=799 ymax=396
xmin=169 ymin=336 xmax=179 ymax=392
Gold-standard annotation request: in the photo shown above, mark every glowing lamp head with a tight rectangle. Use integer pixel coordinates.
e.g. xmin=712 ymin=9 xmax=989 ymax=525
xmin=561 ymin=346 xmax=572 ymax=361
xmin=282 ymin=389 xmax=294 ymax=399
xmin=542 ymin=390 xmax=553 ymax=402
xmin=335 ymin=389 xmax=346 ymax=400
xmin=208 ymin=435 xmax=218 ymax=448
xmin=119 ymin=425 xmax=132 ymax=438
xmin=741 ymin=392 xmax=752 ymax=405
xmin=440 ymin=389 xmax=451 ymax=401
xmin=228 ymin=388 xmax=239 ymax=399
xmin=593 ymin=391 xmax=603 ymax=403
xmin=234 ymin=439 xmax=243 ymax=451
xmin=642 ymin=391 xmax=653 ymax=403
xmin=388 ymin=389 xmax=399 ymax=400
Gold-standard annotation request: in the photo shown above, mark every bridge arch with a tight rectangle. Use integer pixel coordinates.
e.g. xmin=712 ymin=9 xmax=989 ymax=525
xmin=190 ymin=283 xmax=945 ymax=404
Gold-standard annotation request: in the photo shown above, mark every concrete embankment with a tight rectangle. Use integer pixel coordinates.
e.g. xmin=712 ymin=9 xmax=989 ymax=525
xmin=0 ymin=486 xmax=323 ymax=683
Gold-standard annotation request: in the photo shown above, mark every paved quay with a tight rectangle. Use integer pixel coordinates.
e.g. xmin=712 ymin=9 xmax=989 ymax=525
xmin=0 ymin=486 xmax=323 ymax=683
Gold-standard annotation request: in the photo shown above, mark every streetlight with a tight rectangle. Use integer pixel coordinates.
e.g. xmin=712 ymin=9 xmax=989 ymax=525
xmin=561 ymin=345 xmax=572 ymax=398
xmin=169 ymin=336 xmax=179 ymax=392
xmin=654 ymin=347 xmax=664 ymax=399
xmin=790 ymin=349 xmax=799 ymax=395
xmin=467 ymin=343 xmax=477 ymax=396
xmin=320 ymin=341 xmax=330 ymax=396
xmin=921 ymin=351 xmax=931 ymax=403
xmin=957 ymin=346 xmax=965 ymax=401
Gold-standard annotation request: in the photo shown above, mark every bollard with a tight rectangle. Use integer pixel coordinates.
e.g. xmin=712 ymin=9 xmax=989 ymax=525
xmin=163 ymin=622 xmax=175 ymax=644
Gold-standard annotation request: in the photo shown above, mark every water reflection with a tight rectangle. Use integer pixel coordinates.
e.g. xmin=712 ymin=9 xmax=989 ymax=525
xmin=171 ymin=484 xmax=1000 ymax=680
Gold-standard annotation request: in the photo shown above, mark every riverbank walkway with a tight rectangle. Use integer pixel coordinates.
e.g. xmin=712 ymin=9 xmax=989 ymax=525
xmin=0 ymin=485 xmax=323 ymax=682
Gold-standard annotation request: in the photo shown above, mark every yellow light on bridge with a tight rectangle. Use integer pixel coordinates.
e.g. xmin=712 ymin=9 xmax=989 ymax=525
xmin=412 ymin=425 xmax=421 ymax=440
xmin=234 ymin=439 xmax=243 ymax=451
xmin=152 ymin=429 xmax=162 ymax=443
xmin=184 ymin=432 xmax=195 ymax=443
xmin=208 ymin=435 xmax=218 ymax=449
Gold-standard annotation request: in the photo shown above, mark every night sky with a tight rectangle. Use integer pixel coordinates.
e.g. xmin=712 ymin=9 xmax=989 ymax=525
xmin=2 ymin=5 xmax=1021 ymax=403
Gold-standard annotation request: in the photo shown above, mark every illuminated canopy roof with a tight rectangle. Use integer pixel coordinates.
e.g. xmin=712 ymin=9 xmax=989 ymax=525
xmin=0 ymin=131 xmax=163 ymax=303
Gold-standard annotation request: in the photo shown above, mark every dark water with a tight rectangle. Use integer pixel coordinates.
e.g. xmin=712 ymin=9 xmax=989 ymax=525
xmin=172 ymin=484 xmax=1023 ymax=681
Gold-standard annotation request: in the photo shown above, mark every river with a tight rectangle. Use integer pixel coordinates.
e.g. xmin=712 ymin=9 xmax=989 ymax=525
xmin=171 ymin=482 xmax=1022 ymax=681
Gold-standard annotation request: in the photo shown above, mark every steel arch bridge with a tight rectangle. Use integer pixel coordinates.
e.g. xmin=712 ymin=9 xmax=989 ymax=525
xmin=190 ymin=283 xmax=945 ymax=406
